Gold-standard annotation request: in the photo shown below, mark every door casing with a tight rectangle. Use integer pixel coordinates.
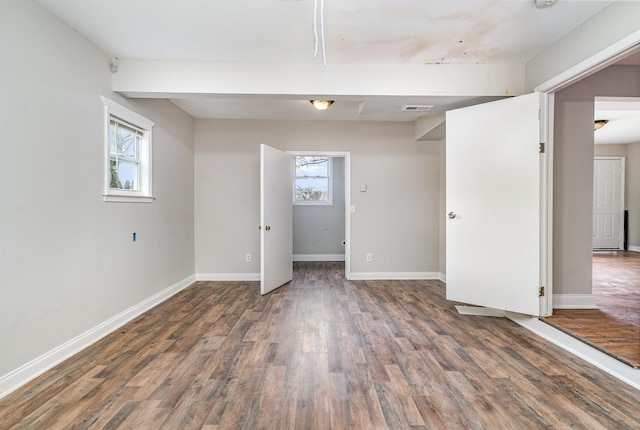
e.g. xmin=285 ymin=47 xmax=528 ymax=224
xmin=535 ymin=35 xmax=640 ymax=314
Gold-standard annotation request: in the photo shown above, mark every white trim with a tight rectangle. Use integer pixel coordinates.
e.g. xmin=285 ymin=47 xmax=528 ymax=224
xmin=101 ymin=96 xmax=154 ymax=202
xmin=628 ymin=246 xmax=640 ymax=252
xmin=535 ymin=30 xmax=640 ymax=94
xmin=540 ymin=91 xmax=554 ymax=317
xmin=293 ymin=254 xmax=345 ymax=262
xmin=0 ymin=274 xmax=196 ymax=400
xmin=100 ymin=97 xmax=154 ymax=129
xmin=349 ymin=272 xmax=442 ymax=281
xmin=506 ymin=312 xmax=640 ymax=391
xmin=196 ymin=273 xmax=261 ymax=282
xmin=103 ymin=194 xmax=155 ymax=203
xmin=552 ymin=294 xmax=598 ymax=309
xmin=455 ymin=306 xmax=505 ymax=318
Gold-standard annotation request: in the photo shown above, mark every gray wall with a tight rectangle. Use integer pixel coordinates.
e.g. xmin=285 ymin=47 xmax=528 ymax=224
xmin=627 ymin=143 xmax=640 ymax=249
xmin=293 ymin=157 xmax=345 ymax=258
xmin=553 ymin=65 xmax=640 ymax=295
xmin=0 ymin=1 xmax=195 ymax=378
xmin=194 ymin=119 xmax=442 ymax=277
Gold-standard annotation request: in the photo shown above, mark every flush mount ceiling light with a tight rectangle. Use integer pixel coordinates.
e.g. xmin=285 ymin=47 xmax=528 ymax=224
xmin=594 ymin=119 xmax=609 ymax=130
xmin=310 ymin=100 xmax=334 ymax=111
xmin=535 ymin=0 xmax=558 ymax=8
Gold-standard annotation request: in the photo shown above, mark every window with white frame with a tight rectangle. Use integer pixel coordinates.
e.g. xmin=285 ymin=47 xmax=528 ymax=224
xmin=293 ymin=156 xmax=332 ymax=205
xmin=101 ymin=97 xmax=154 ymax=202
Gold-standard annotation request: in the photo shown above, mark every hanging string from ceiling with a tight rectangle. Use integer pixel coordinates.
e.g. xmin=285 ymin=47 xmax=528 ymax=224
xmin=312 ymin=0 xmax=327 ymax=69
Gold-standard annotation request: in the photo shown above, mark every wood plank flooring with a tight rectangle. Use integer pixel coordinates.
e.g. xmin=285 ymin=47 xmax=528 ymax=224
xmin=1 ymin=261 xmax=639 ymax=429
xmin=545 ymin=251 xmax=640 ymax=367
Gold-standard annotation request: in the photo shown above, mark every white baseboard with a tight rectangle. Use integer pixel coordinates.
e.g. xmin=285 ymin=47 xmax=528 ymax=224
xmin=455 ymin=306 xmax=505 ymax=317
xmin=349 ymin=272 xmax=443 ymax=281
xmin=506 ymin=312 xmax=640 ymax=391
xmin=0 ymin=274 xmax=196 ymax=400
xmin=196 ymin=273 xmax=260 ymax=281
xmin=553 ymin=294 xmax=597 ymax=309
xmin=293 ymin=254 xmax=345 ymax=262
xmin=628 ymin=245 xmax=640 ymax=252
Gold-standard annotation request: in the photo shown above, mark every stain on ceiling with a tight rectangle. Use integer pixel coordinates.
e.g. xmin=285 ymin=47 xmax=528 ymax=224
xmin=35 ymin=0 xmax=627 ymax=122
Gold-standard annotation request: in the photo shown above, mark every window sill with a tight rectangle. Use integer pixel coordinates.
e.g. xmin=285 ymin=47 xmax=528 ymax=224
xmin=103 ymin=194 xmax=155 ymax=203
xmin=293 ymin=201 xmax=333 ymax=206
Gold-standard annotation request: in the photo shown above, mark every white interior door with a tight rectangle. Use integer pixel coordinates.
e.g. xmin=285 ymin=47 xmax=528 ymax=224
xmin=593 ymin=157 xmax=624 ymax=249
xmin=260 ymin=144 xmax=293 ymax=295
xmin=446 ymin=93 xmax=542 ymax=316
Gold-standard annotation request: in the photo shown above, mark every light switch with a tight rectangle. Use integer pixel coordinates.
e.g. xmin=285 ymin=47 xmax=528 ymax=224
xmin=360 ymin=184 xmax=367 ymax=192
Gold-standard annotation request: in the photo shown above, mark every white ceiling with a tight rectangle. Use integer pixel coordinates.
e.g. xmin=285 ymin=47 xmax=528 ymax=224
xmin=36 ymin=0 xmax=639 ymax=130
xmin=595 ymin=97 xmax=640 ymax=145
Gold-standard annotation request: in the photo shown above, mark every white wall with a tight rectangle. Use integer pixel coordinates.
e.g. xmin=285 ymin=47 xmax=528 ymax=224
xmin=0 ymin=1 xmax=195 ymax=385
xmin=194 ymin=120 xmax=441 ymax=278
xmin=526 ymin=1 xmax=640 ymax=90
xmin=293 ymin=157 xmax=345 ymax=258
xmin=553 ymin=65 xmax=640 ymax=295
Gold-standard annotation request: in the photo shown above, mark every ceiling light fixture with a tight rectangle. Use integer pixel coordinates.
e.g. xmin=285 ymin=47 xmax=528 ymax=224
xmin=534 ymin=0 xmax=558 ymax=8
xmin=310 ymin=100 xmax=334 ymax=111
xmin=594 ymin=119 xmax=609 ymax=131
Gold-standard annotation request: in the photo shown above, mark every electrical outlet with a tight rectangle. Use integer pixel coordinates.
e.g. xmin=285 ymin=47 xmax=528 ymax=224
xmin=366 ymin=253 xmax=372 ymax=262
xmin=245 ymin=253 xmax=252 ymax=263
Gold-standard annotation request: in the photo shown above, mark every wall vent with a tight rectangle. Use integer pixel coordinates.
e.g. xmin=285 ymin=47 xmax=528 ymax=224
xmin=402 ymin=105 xmax=434 ymax=112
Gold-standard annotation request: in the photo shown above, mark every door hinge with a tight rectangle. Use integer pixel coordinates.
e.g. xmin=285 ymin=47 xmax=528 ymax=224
xmin=539 ymin=142 xmax=545 ymax=153
xmin=539 ymin=286 xmax=545 ymax=297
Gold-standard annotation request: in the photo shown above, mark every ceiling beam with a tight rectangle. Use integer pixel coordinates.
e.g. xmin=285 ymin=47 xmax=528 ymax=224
xmin=112 ymin=60 xmax=524 ymax=99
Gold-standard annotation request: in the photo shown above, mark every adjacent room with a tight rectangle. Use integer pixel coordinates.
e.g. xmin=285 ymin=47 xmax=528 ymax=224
xmin=1 ymin=0 xmax=639 ymax=428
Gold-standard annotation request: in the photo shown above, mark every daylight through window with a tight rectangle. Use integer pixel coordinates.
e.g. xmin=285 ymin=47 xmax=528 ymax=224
xmin=109 ymin=118 xmax=141 ymax=192
xmin=101 ymin=97 xmax=154 ymax=202
xmin=294 ymin=156 xmax=332 ymax=205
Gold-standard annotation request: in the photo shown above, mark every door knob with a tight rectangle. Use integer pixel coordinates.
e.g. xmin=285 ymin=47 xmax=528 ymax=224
xmin=265 ymin=225 xmax=271 ymax=231
xmin=448 ymin=212 xmax=457 ymax=219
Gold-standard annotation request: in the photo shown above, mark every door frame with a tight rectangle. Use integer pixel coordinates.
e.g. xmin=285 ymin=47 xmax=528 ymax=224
xmin=593 ymin=156 xmax=626 ymax=250
xmin=535 ymin=32 xmax=640 ymax=315
xmin=287 ymin=150 xmax=352 ymax=279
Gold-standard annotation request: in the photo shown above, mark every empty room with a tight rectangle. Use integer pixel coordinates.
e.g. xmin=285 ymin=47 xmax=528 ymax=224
xmin=1 ymin=1 xmax=639 ymax=428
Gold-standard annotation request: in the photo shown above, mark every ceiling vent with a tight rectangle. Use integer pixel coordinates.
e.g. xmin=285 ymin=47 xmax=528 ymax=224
xmin=402 ymin=105 xmax=434 ymax=112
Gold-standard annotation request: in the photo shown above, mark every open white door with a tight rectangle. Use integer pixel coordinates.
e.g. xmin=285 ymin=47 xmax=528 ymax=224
xmin=260 ymin=144 xmax=293 ymax=295
xmin=446 ymin=93 xmax=543 ymax=316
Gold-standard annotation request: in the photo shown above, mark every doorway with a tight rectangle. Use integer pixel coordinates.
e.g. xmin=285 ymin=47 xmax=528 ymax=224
xmin=288 ymin=151 xmax=351 ymax=279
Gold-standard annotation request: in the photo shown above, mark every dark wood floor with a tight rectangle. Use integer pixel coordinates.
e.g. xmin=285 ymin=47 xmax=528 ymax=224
xmin=545 ymin=251 xmax=640 ymax=367
xmin=1 ymin=262 xmax=639 ymax=429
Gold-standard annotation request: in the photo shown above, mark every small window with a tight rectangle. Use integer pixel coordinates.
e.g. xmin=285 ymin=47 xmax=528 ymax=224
xmin=101 ymin=97 xmax=154 ymax=202
xmin=293 ymin=156 xmax=332 ymax=205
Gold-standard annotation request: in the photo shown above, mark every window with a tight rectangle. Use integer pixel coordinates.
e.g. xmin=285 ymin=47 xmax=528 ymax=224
xmin=293 ymin=156 xmax=332 ymax=205
xmin=101 ymin=97 xmax=154 ymax=202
